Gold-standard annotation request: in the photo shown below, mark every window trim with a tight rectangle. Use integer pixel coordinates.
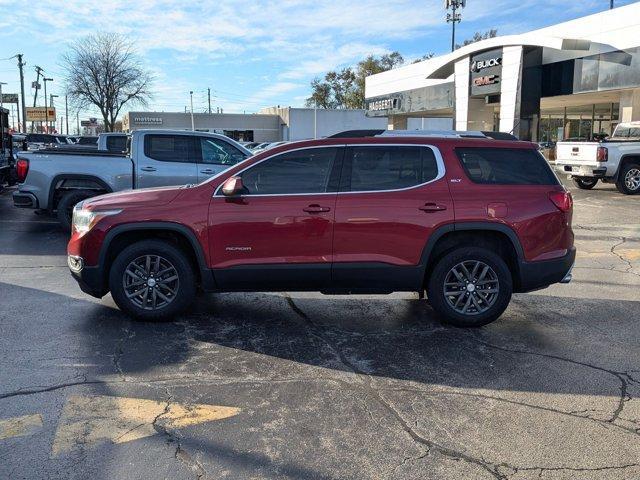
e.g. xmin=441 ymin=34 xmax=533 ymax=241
xmin=213 ymin=144 xmax=446 ymax=197
xmin=143 ymin=134 xmax=198 ymax=163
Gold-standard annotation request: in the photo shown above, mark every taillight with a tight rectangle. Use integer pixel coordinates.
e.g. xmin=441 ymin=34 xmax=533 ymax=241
xmin=596 ymin=146 xmax=608 ymax=162
xmin=549 ymin=191 xmax=573 ymax=212
xmin=16 ymin=158 xmax=29 ymax=182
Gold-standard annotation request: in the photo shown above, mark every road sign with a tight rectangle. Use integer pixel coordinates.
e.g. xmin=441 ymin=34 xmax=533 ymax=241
xmin=1 ymin=93 xmax=19 ymax=104
xmin=26 ymin=107 xmax=56 ymax=122
xmin=31 ymin=81 xmax=41 ymax=90
xmin=80 ymin=119 xmax=98 ymax=127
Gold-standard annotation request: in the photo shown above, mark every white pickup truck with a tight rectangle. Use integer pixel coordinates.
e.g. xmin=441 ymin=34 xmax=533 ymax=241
xmin=13 ymin=129 xmax=251 ymax=229
xmin=555 ymin=122 xmax=640 ymax=194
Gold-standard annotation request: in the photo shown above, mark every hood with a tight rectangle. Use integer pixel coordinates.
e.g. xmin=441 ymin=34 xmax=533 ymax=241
xmin=83 ymin=185 xmax=183 ymax=210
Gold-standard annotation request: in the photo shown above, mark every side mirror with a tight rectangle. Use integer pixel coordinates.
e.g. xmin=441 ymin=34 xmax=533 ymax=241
xmin=221 ymin=176 xmax=244 ymax=196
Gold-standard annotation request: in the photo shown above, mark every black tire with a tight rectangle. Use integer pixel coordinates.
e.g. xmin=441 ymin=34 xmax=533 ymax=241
xmin=426 ymin=247 xmax=513 ymax=328
xmin=56 ymin=190 xmax=95 ymax=231
xmin=572 ymin=177 xmax=598 ymax=190
xmin=615 ymin=163 xmax=640 ymax=195
xmin=108 ymin=240 xmax=196 ymax=321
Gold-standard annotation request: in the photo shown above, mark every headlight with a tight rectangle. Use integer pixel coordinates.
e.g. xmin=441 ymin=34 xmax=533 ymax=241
xmin=72 ymin=205 xmax=122 ymax=234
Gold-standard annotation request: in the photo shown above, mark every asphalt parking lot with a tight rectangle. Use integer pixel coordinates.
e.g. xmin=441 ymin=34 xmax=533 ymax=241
xmin=1 ymin=181 xmax=639 ymax=480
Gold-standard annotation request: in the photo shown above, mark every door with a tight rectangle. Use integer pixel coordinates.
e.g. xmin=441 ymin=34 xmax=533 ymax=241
xmin=332 ymin=144 xmax=453 ymax=290
xmin=136 ymin=134 xmax=199 ymax=188
xmin=208 ymin=146 xmax=343 ymax=290
xmin=197 ymin=136 xmax=249 ymax=182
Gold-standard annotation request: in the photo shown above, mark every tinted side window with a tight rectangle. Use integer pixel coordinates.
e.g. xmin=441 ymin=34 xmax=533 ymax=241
xmin=106 ymin=135 xmax=128 ymax=152
xmin=200 ymin=138 xmax=246 ymax=165
xmin=456 ymin=147 xmax=559 ymax=185
xmin=240 ymin=148 xmax=338 ymax=195
xmin=144 ymin=135 xmax=196 ymax=163
xmin=347 ymin=146 xmax=438 ymax=192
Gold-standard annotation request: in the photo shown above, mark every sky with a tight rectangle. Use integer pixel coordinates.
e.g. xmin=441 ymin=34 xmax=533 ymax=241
xmin=0 ymin=0 xmax=637 ymax=125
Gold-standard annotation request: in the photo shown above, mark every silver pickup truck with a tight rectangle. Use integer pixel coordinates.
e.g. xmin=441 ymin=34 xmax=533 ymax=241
xmin=13 ymin=129 xmax=251 ymax=229
xmin=555 ymin=122 xmax=640 ymax=194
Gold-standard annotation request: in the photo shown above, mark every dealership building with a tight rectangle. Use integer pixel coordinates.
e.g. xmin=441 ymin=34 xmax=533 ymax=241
xmin=365 ymin=3 xmax=640 ymax=142
xmin=122 ymin=107 xmax=389 ymax=142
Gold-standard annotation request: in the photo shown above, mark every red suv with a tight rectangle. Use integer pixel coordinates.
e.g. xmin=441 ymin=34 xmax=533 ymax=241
xmin=67 ymin=131 xmax=574 ymax=327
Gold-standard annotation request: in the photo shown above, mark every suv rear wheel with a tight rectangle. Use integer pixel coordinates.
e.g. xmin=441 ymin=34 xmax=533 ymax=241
xmin=572 ymin=177 xmax=598 ymax=190
xmin=109 ymin=240 xmax=196 ymax=321
xmin=616 ymin=162 xmax=640 ymax=195
xmin=427 ymin=247 xmax=512 ymax=327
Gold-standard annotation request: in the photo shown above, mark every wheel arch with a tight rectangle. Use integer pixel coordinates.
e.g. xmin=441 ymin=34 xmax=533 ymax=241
xmin=420 ymin=222 xmax=524 ymax=289
xmin=99 ymin=222 xmax=214 ymax=292
xmin=48 ymin=174 xmax=112 ymax=210
xmin=615 ymin=154 xmax=640 ymax=180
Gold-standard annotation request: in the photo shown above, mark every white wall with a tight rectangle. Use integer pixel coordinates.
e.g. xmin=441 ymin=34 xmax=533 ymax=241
xmin=406 ymin=118 xmax=453 ymax=130
xmin=285 ymin=109 xmax=387 ymax=140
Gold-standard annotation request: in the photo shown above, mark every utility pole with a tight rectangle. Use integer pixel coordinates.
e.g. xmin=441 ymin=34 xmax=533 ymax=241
xmin=43 ymin=77 xmax=53 ymax=132
xmin=0 ymin=81 xmax=6 ymax=159
xmin=50 ymin=94 xmax=59 ymax=133
xmin=445 ymin=0 xmax=465 ymax=52
xmin=15 ymin=54 xmax=27 ymax=133
xmin=76 ymin=111 xmax=80 ymax=135
xmin=207 ymin=88 xmax=212 ymax=114
xmin=65 ymin=95 xmax=69 ymax=135
xmin=32 ymin=65 xmax=43 ymax=132
xmin=189 ymin=91 xmax=195 ymax=131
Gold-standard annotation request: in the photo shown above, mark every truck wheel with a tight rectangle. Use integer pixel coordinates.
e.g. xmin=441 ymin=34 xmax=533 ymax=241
xmin=572 ymin=177 xmax=598 ymax=190
xmin=426 ymin=247 xmax=512 ymax=328
xmin=56 ymin=190 xmax=95 ymax=231
xmin=616 ymin=163 xmax=640 ymax=195
xmin=109 ymin=240 xmax=196 ymax=321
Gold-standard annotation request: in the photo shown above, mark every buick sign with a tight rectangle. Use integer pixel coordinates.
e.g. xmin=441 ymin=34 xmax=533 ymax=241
xmin=471 ymin=57 xmax=502 ymax=73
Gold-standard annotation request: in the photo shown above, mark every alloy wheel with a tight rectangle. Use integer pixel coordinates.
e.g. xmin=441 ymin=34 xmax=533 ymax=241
xmin=123 ymin=255 xmax=180 ymax=310
xmin=443 ymin=260 xmax=500 ymax=315
xmin=624 ymin=168 xmax=640 ymax=191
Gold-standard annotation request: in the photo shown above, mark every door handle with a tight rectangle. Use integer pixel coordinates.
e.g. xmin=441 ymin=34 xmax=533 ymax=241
xmin=303 ymin=204 xmax=331 ymax=213
xmin=200 ymin=169 xmax=215 ymax=174
xmin=419 ymin=203 xmax=447 ymax=212
xmin=141 ymin=166 xmax=157 ymax=172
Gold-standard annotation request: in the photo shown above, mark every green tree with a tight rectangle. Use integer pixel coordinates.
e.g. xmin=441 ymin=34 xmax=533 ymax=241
xmin=306 ymin=52 xmax=405 ymax=109
xmin=455 ymin=29 xmax=498 ymax=50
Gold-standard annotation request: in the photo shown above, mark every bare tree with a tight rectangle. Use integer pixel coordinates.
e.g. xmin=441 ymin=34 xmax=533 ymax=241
xmin=63 ymin=33 xmax=152 ymax=132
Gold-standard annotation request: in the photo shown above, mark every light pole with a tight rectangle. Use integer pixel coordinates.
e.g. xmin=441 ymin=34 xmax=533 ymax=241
xmin=43 ymin=77 xmax=53 ymax=132
xmin=445 ymin=0 xmax=465 ymax=52
xmin=189 ymin=91 xmax=195 ymax=131
xmin=50 ymin=94 xmax=59 ymax=132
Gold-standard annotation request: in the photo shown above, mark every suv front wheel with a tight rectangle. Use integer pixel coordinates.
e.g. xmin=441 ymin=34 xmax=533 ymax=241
xmin=427 ymin=247 xmax=513 ymax=327
xmin=109 ymin=240 xmax=196 ymax=321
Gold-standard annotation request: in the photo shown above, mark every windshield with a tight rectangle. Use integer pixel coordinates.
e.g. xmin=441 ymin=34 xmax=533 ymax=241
xmin=612 ymin=124 xmax=640 ymax=139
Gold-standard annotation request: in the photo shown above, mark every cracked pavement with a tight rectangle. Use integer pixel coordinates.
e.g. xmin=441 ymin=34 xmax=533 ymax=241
xmin=0 ymin=181 xmax=639 ymax=479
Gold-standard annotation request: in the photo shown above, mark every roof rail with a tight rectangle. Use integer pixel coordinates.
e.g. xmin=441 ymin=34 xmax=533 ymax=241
xmin=378 ymin=130 xmax=487 ymax=138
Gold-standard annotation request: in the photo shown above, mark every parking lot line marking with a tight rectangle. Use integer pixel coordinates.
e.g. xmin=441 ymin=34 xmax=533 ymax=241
xmin=51 ymin=395 xmax=240 ymax=456
xmin=0 ymin=414 xmax=44 ymax=440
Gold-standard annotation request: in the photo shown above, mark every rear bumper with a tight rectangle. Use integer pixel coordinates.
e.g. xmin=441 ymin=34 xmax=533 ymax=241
xmin=12 ymin=190 xmax=39 ymax=208
xmin=555 ymin=163 xmax=608 ymax=178
xmin=516 ymin=247 xmax=576 ymax=293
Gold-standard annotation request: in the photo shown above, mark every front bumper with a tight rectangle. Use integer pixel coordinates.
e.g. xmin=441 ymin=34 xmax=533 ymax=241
xmin=69 ymin=256 xmax=107 ymax=298
xmin=516 ymin=247 xmax=576 ymax=293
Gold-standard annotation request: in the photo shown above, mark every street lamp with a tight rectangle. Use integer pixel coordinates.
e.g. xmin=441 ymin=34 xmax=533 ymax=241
xmin=43 ymin=77 xmax=53 ymax=132
xmin=445 ymin=0 xmax=465 ymax=52
xmin=189 ymin=91 xmax=195 ymax=131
